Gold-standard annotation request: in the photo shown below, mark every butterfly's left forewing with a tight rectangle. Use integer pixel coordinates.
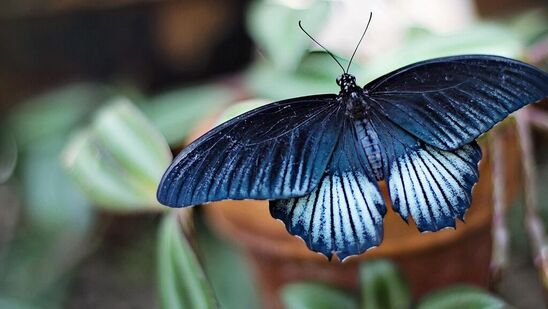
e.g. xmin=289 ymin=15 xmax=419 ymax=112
xmin=157 ymin=95 xmax=342 ymax=207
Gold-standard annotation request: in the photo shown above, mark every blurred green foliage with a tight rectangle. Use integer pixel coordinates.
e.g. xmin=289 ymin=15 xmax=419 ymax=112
xmin=417 ymin=285 xmax=509 ymax=309
xmin=1 ymin=84 xmax=105 ymax=308
xmin=247 ymin=0 xmax=330 ymax=72
xmin=142 ymin=85 xmax=234 ymax=147
xmin=360 ymin=260 xmax=411 ymax=309
xmin=195 ymin=213 xmax=259 ymax=309
xmin=281 ymin=283 xmax=358 ymax=309
xmin=509 ymin=9 xmax=548 ymax=45
xmin=0 ymin=132 xmax=17 ymax=184
xmin=364 ymin=23 xmax=524 ymax=83
xmin=0 ymin=297 xmax=41 ymax=309
xmin=245 ymin=51 xmax=367 ymax=100
xmin=280 ymin=260 xmax=509 ymax=309
xmin=157 ymin=212 xmax=217 ymax=309
xmin=8 ymin=83 xmax=111 ymax=149
xmin=63 ymin=98 xmax=171 ymax=211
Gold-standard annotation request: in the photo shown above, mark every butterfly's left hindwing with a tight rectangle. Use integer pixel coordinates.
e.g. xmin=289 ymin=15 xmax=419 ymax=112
xmin=270 ymin=119 xmax=386 ymax=260
xmin=157 ymin=95 xmax=342 ymax=207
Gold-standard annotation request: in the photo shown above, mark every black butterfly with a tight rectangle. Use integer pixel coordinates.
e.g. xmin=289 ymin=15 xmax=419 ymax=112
xmin=157 ymin=21 xmax=548 ymax=260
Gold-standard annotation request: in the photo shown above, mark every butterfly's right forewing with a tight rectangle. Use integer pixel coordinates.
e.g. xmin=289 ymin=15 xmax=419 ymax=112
xmin=157 ymin=95 xmax=342 ymax=207
xmin=365 ymin=55 xmax=548 ymax=150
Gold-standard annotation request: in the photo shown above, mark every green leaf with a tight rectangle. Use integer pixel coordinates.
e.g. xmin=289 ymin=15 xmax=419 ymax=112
xmin=195 ymin=214 xmax=260 ymax=309
xmin=62 ymin=98 xmax=172 ymax=211
xmin=0 ymin=226 xmax=84 ymax=307
xmin=62 ymin=130 xmax=155 ymax=209
xmin=157 ymin=211 xmax=217 ymax=309
xmin=93 ymin=98 xmax=172 ymax=190
xmin=7 ymin=142 xmax=93 ymax=302
xmin=246 ymin=51 xmax=367 ymax=100
xmin=0 ymin=171 xmax=92 ymax=305
xmin=8 ymin=83 xmax=111 ymax=150
xmin=143 ymin=85 xmax=232 ymax=147
xmin=0 ymin=296 xmax=41 ymax=309
xmin=281 ymin=282 xmax=358 ymax=309
xmin=509 ymin=9 xmax=548 ymax=45
xmin=360 ymin=260 xmax=411 ymax=309
xmin=296 ymin=50 xmax=346 ymax=80
xmin=245 ymin=60 xmax=334 ymax=100
xmin=364 ymin=22 xmax=524 ymax=84
xmin=0 ymin=184 xmax=19 ymax=252
xmin=247 ymin=0 xmax=330 ymax=71
xmin=18 ymin=136 xmax=93 ymax=231
xmin=0 ymin=132 xmax=17 ymax=184
xmin=417 ymin=285 xmax=510 ymax=309
xmin=3 ymin=83 xmax=101 ymax=307
xmin=403 ymin=26 xmax=434 ymax=41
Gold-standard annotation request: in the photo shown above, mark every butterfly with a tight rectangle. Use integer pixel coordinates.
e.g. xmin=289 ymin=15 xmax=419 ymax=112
xmin=157 ymin=17 xmax=548 ymax=260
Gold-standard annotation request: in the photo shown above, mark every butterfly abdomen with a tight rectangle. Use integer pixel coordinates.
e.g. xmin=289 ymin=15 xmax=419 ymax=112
xmin=354 ymin=119 xmax=385 ymax=181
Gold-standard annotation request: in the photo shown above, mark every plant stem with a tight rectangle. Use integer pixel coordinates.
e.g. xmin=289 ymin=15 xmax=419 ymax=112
xmin=490 ymin=127 xmax=509 ymax=279
xmin=515 ymin=108 xmax=548 ymax=290
xmin=526 ymin=106 xmax=548 ymax=131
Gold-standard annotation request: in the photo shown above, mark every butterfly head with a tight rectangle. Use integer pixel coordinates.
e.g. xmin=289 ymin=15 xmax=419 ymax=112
xmin=336 ymin=73 xmax=360 ymax=94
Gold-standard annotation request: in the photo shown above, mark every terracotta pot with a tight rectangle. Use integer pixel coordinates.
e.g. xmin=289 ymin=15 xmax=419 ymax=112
xmin=191 ymin=115 xmax=520 ymax=308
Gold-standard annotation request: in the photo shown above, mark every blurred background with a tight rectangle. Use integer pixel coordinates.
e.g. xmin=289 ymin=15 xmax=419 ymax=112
xmin=0 ymin=0 xmax=547 ymax=308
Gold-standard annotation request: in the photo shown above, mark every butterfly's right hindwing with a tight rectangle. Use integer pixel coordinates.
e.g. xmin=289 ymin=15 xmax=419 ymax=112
xmin=157 ymin=95 xmax=342 ymax=207
xmin=370 ymin=112 xmax=482 ymax=232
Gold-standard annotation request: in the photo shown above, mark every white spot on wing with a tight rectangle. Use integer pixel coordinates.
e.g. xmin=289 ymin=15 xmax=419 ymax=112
xmin=296 ymin=191 xmax=314 ymax=231
xmin=415 ymin=156 xmax=452 ymax=218
xmin=348 ymin=174 xmax=373 ymax=237
xmin=360 ymin=175 xmax=384 ymax=223
xmin=311 ymin=178 xmax=329 ymax=243
xmin=342 ymin=174 xmax=365 ymax=245
xmin=403 ymin=154 xmax=432 ymax=227
xmin=331 ymin=176 xmax=345 ymax=249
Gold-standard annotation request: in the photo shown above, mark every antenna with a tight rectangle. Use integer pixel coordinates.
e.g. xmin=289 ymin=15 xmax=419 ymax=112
xmin=299 ymin=20 xmax=346 ymax=73
xmin=346 ymin=12 xmax=373 ymax=73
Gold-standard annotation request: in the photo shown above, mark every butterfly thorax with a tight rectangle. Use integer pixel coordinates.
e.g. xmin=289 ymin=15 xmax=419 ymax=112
xmin=337 ymin=73 xmax=370 ymax=119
